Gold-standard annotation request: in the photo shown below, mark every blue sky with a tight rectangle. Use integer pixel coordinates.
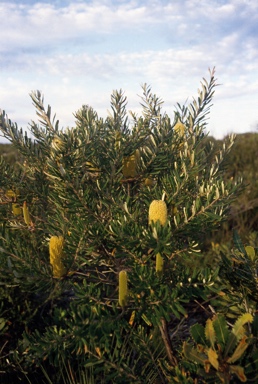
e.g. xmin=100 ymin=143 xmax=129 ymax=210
xmin=1 ymin=0 xmax=258 ymax=141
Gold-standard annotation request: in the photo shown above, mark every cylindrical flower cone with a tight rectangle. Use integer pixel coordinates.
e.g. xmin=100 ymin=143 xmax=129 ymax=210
xmin=12 ymin=203 xmax=22 ymax=216
xmin=245 ymin=246 xmax=255 ymax=261
xmin=174 ymin=120 xmax=185 ymax=137
xmin=49 ymin=236 xmax=67 ymax=278
xmin=144 ymin=177 xmax=155 ymax=187
xmin=156 ymin=252 xmax=164 ymax=276
xmin=6 ymin=189 xmax=17 ymax=198
xmin=119 ymin=270 xmax=128 ymax=307
xmin=23 ymin=201 xmax=31 ymax=226
xmin=148 ymin=200 xmax=167 ymax=226
xmin=122 ymin=150 xmax=140 ymax=178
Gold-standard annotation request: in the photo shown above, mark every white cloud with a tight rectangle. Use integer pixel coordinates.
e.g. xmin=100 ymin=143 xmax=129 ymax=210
xmin=0 ymin=0 xmax=255 ymax=53
xmin=0 ymin=1 xmax=163 ymax=54
xmin=1 ymin=0 xmax=258 ymax=141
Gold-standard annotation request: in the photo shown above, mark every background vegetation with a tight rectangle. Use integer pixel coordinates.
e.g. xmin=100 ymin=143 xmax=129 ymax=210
xmin=2 ymin=130 xmax=258 ymax=244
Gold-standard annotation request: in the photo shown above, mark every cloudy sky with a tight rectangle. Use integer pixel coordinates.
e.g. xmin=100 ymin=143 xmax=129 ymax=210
xmin=1 ymin=0 xmax=258 ymax=142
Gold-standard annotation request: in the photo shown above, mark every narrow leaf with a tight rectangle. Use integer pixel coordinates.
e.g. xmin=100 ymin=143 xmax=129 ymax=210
xmin=141 ymin=313 xmax=152 ymax=326
xmin=129 ymin=310 xmax=135 ymax=326
xmin=233 ymin=230 xmax=246 ymax=255
xmin=183 ymin=342 xmax=207 ymax=365
xmin=207 ymin=348 xmax=219 ymax=371
xmin=227 ymin=335 xmax=249 ymax=363
xmin=224 ymin=332 xmax=238 ymax=358
xmin=205 ymin=318 xmax=216 ymax=348
xmin=213 ymin=314 xmax=230 ymax=348
xmin=244 ymin=349 xmax=258 ymax=374
xmin=232 ymin=313 xmax=253 ymax=340
xmin=190 ymin=323 xmax=206 ymax=345
xmin=224 ymin=313 xmax=253 ymax=357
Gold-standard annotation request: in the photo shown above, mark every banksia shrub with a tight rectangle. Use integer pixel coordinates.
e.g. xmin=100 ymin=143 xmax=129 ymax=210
xmin=0 ymin=68 xmax=245 ymax=383
xmin=49 ymin=236 xmax=67 ymax=278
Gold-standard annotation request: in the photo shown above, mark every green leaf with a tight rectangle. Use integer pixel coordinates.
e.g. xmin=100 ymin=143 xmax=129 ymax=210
xmin=0 ymin=317 xmax=6 ymax=331
xmin=190 ymin=323 xmax=206 ymax=345
xmin=224 ymin=331 xmax=238 ymax=359
xmin=245 ymin=349 xmax=258 ymax=375
xmin=183 ymin=342 xmax=207 ymax=365
xmin=83 ymin=359 xmax=104 ymax=368
xmin=141 ymin=313 xmax=152 ymax=326
xmin=233 ymin=230 xmax=246 ymax=255
xmin=213 ymin=314 xmax=230 ymax=349
xmin=174 ymin=301 xmax=187 ymax=317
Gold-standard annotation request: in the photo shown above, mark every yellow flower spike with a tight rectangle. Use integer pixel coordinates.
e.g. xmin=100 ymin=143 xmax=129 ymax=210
xmin=174 ymin=120 xmax=185 ymax=137
xmin=23 ymin=201 xmax=31 ymax=226
xmin=49 ymin=236 xmax=67 ymax=278
xmin=6 ymin=189 xmax=16 ymax=198
xmin=12 ymin=203 xmax=22 ymax=216
xmin=148 ymin=200 xmax=167 ymax=226
xmin=119 ymin=270 xmax=128 ymax=307
xmin=122 ymin=149 xmax=140 ymax=178
xmin=156 ymin=252 xmax=164 ymax=276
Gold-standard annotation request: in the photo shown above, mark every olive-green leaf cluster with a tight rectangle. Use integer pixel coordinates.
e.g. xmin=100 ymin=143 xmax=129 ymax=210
xmin=183 ymin=313 xmax=255 ymax=384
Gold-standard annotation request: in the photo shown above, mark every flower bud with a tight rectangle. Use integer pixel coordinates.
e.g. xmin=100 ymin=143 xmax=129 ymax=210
xmin=174 ymin=120 xmax=185 ymax=137
xmin=49 ymin=236 xmax=67 ymax=278
xmin=23 ymin=201 xmax=31 ymax=226
xmin=156 ymin=252 xmax=164 ymax=276
xmin=12 ymin=203 xmax=22 ymax=216
xmin=119 ymin=270 xmax=128 ymax=307
xmin=122 ymin=150 xmax=140 ymax=178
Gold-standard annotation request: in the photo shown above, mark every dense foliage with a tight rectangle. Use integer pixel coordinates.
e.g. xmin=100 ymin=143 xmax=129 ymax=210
xmin=1 ymin=69 xmax=258 ymax=383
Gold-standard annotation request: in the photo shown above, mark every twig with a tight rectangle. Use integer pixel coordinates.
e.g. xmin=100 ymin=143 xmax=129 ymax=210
xmin=159 ymin=317 xmax=178 ymax=366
